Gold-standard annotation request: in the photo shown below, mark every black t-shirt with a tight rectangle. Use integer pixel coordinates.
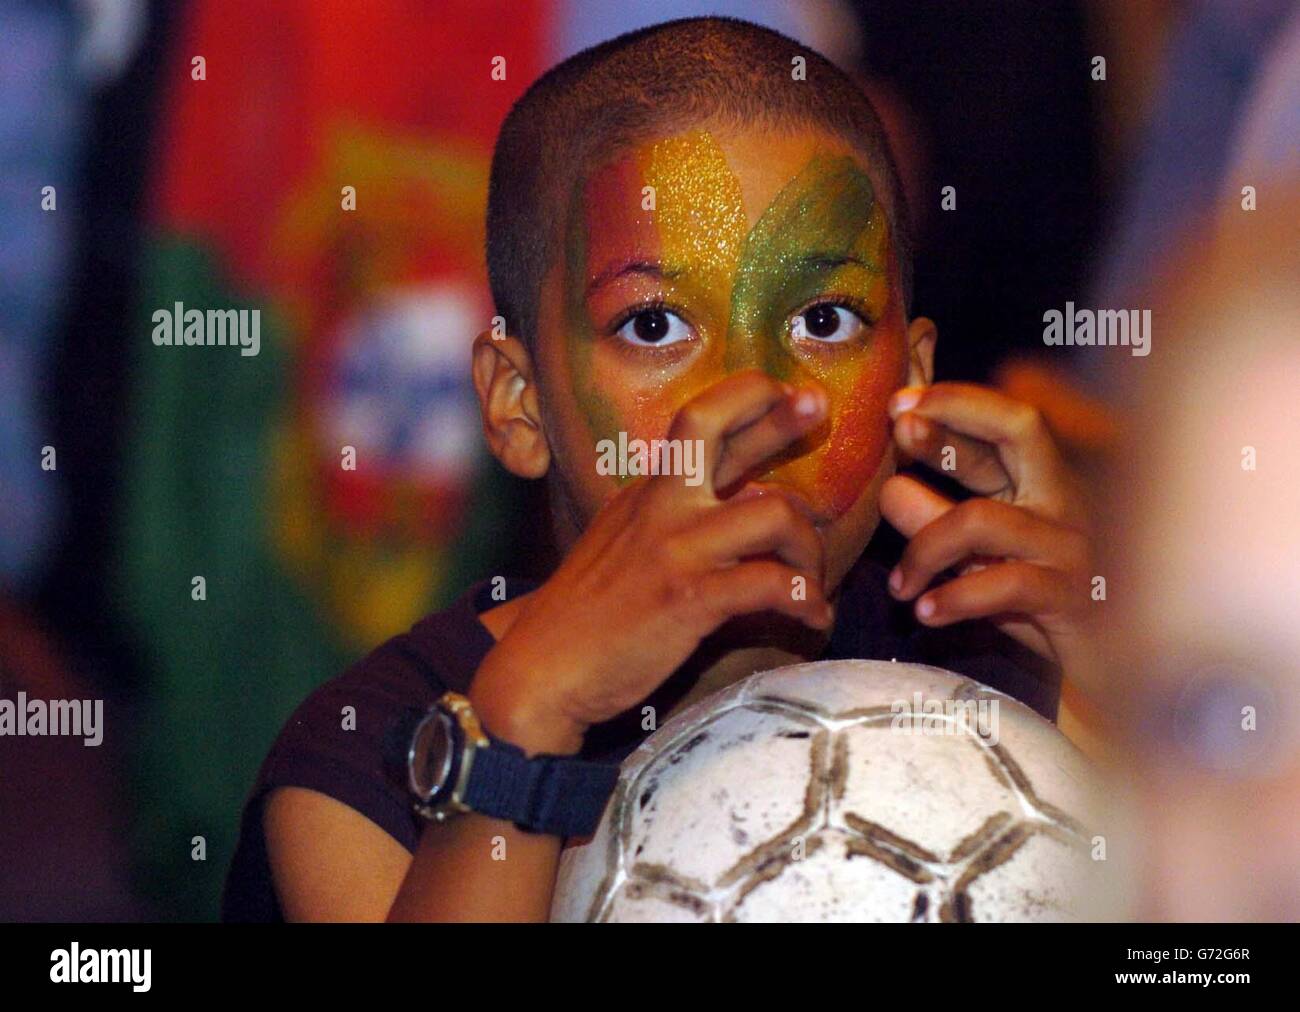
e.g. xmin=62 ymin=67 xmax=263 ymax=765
xmin=221 ymin=557 xmax=1059 ymax=922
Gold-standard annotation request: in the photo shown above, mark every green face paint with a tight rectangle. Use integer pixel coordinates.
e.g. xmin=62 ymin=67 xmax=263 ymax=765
xmin=728 ymin=154 xmax=886 ymax=380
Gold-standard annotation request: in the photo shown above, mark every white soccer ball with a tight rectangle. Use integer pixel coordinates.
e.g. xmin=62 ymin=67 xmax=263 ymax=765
xmin=551 ymin=659 xmax=1116 ymax=922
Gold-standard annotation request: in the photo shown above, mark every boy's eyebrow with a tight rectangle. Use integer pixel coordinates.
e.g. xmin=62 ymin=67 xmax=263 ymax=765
xmin=584 ymin=253 xmax=880 ymax=301
xmin=584 ymin=259 xmax=684 ymax=300
xmin=791 ymin=253 xmax=877 ymax=273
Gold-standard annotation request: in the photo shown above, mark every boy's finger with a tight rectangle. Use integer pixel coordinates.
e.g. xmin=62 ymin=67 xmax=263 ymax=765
xmin=696 ymin=560 xmax=834 ymax=631
xmin=892 ymin=411 xmax=1010 ymax=497
xmin=672 ymin=493 xmax=826 ymax=586
xmin=889 ymin=498 xmax=1084 ymax=601
xmin=663 ymin=370 xmax=794 ymax=496
xmin=912 ymin=560 xmax=1072 ymax=629
xmin=878 ymin=473 xmax=954 ymax=539
xmin=889 ymin=382 xmax=1067 ymax=507
xmin=713 ymin=384 xmax=829 ymax=493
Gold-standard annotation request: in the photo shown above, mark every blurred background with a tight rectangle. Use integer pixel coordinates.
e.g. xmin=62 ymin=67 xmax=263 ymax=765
xmin=1 ymin=0 xmax=1295 ymax=920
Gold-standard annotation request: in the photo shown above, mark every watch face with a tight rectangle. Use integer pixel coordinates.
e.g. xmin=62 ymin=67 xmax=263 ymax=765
xmin=409 ymin=708 xmax=456 ymax=802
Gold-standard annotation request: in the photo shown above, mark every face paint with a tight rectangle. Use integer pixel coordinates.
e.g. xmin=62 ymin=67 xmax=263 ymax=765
xmin=563 ymin=129 xmax=906 ymax=514
xmin=729 ymin=154 xmax=903 ymax=515
xmin=643 ymin=132 xmax=749 ymax=314
xmin=565 ymin=131 xmax=748 ymax=477
xmin=563 ymin=159 xmax=630 ymax=448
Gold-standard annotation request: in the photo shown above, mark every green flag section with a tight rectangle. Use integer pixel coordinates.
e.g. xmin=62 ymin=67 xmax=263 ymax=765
xmin=116 ymin=1 xmax=548 ymax=918
xmin=120 ymin=240 xmax=348 ymax=917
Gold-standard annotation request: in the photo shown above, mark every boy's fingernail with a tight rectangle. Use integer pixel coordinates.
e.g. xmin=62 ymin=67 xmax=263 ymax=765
xmin=916 ymin=595 xmax=936 ymax=620
xmin=793 ymin=389 xmax=823 ymax=417
xmin=889 ymin=387 xmax=922 ymax=418
xmin=888 ymin=566 xmax=904 ymax=594
xmin=902 ymin=413 xmax=929 ymax=442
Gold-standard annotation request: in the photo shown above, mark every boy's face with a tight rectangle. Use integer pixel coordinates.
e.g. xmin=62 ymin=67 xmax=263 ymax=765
xmin=531 ymin=123 xmax=924 ymax=591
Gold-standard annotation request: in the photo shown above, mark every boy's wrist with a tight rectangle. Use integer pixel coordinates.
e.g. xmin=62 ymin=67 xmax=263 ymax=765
xmin=468 ymin=663 xmax=586 ymax=757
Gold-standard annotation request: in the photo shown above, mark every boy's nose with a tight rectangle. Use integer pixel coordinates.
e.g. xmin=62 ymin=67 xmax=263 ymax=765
xmin=722 ymin=329 xmax=788 ymax=380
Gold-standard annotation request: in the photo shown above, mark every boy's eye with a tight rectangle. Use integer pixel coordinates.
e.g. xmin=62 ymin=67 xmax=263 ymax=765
xmin=791 ymin=303 xmax=867 ymax=344
xmin=616 ymin=307 xmax=692 ymax=347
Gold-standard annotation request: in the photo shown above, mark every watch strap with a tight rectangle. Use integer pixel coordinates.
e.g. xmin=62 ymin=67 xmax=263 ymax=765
xmin=462 ymin=739 xmax=619 ymax=837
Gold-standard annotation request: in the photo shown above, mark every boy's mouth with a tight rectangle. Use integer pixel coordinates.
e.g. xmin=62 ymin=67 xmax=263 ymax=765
xmin=725 ymin=481 xmax=832 ymax=529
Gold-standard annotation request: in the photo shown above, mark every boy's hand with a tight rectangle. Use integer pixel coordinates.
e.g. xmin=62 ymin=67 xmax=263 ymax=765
xmin=470 ymin=370 xmax=834 ymax=755
xmin=881 ymin=382 xmax=1095 ymax=677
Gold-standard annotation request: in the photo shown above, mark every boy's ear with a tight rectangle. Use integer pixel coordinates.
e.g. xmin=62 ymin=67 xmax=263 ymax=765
xmin=471 ymin=330 xmax=550 ymax=479
xmin=905 ymin=316 xmax=937 ymax=387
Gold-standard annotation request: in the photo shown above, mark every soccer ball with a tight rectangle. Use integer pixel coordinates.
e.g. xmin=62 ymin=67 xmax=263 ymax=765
xmin=550 ymin=659 xmax=1115 ymax=922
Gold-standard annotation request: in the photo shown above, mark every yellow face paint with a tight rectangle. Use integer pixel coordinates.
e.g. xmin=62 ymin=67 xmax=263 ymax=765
xmin=643 ymin=131 xmax=749 ymax=316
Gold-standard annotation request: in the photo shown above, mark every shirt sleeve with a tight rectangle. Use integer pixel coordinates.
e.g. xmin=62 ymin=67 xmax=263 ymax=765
xmin=253 ymin=641 xmax=444 ymax=853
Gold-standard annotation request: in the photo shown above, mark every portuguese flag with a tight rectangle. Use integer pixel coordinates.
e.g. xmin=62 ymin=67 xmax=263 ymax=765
xmin=117 ymin=0 xmax=548 ymax=918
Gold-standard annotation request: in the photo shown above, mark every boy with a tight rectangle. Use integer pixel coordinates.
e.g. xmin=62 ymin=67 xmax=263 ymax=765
xmin=223 ymin=17 xmax=1092 ymax=922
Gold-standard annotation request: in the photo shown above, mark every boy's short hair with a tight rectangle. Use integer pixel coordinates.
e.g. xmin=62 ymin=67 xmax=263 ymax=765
xmin=486 ymin=15 xmax=914 ymax=351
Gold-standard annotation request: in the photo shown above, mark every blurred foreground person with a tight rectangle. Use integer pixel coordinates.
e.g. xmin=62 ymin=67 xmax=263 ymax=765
xmin=1095 ymin=184 xmax=1300 ymax=920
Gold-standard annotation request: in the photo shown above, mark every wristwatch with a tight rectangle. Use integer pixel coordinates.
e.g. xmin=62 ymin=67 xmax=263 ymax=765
xmin=406 ymin=691 xmax=620 ymax=837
